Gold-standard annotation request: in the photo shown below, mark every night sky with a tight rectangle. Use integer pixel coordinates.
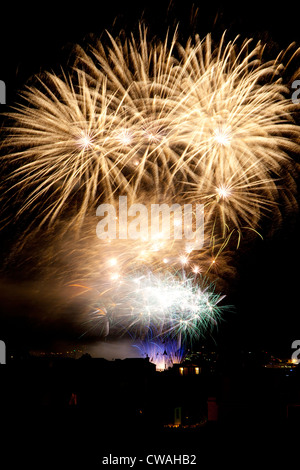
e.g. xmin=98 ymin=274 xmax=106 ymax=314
xmin=1 ymin=0 xmax=300 ymax=359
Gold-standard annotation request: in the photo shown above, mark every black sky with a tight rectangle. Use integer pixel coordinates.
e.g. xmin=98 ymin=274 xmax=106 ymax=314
xmin=0 ymin=1 xmax=300 ymax=358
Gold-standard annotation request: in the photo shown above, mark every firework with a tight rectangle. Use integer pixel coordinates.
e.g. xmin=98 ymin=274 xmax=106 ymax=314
xmin=1 ymin=27 xmax=298 ymax=237
xmin=173 ymin=34 xmax=299 ymax=233
xmin=71 ymin=270 xmax=226 ymax=346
